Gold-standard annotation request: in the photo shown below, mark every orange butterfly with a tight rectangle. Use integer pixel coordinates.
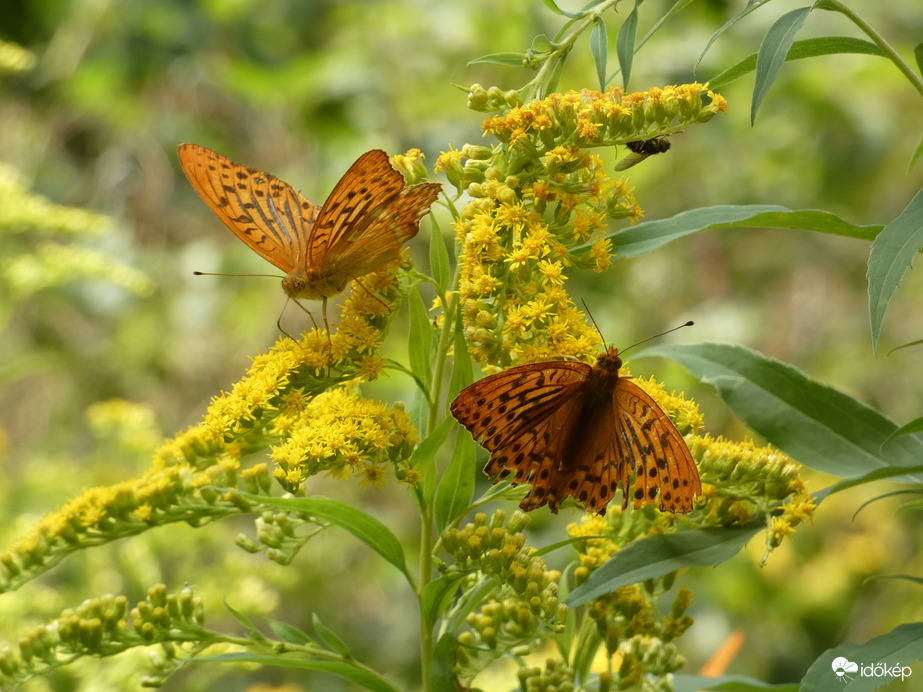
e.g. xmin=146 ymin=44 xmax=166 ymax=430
xmin=177 ymin=144 xmax=441 ymax=326
xmin=450 ymin=334 xmax=701 ymax=515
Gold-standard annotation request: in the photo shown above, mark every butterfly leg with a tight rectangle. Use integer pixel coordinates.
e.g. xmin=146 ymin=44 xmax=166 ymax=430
xmin=351 ymin=275 xmax=391 ymax=313
xmin=321 ymin=296 xmax=334 ymax=376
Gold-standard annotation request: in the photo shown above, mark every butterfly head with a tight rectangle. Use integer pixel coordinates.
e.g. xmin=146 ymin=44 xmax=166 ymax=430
xmin=282 ymin=270 xmax=350 ymax=301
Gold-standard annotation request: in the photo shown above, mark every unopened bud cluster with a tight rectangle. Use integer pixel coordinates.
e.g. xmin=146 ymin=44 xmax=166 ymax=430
xmin=443 ymin=511 xmax=566 ymax=665
xmin=589 ymin=583 xmax=694 ymax=658
xmin=235 ymin=508 xmax=313 ymax=565
xmin=0 ymin=585 xmax=204 ymax=686
xmin=616 ymin=635 xmax=685 ymax=689
xmin=516 ymin=658 xmax=576 ymax=692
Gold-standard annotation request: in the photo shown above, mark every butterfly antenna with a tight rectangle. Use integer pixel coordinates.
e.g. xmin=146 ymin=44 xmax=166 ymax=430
xmin=193 ymin=271 xmax=283 ymax=279
xmin=620 ymin=320 xmax=694 ymax=356
xmin=580 ymin=299 xmax=609 ymax=350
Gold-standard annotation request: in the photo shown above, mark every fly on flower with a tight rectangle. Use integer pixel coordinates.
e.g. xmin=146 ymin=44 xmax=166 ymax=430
xmin=615 ymin=137 xmax=671 ymax=171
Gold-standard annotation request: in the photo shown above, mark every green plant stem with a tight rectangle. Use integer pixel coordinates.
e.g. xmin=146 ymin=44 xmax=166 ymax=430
xmin=529 ymin=0 xmax=620 ymax=98
xmin=821 ymin=0 xmax=923 ymax=98
xmin=418 ymin=242 xmax=464 ymax=692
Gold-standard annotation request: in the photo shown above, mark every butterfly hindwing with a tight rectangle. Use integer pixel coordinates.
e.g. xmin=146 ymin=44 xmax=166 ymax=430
xmin=613 ymin=379 xmax=700 ymax=512
xmin=178 ymin=144 xmax=318 ymax=274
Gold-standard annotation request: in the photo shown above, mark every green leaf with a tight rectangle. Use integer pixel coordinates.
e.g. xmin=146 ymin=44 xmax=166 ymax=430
xmin=421 ymin=573 xmax=466 ymax=629
xmin=573 ymin=205 xmax=880 ymax=259
xmin=697 ymin=0 xmax=765 ymax=69
xmin=245 ymin=494 xmax=410 ymax=577
xmin=674 ymin=674 xmax=799 ymax=692
xmin=885 ymin=416 xmax=923 ymax=444
xmin=312 ymin=612 xmax=352 ymax=657
xmin=589 ymin=19 xmax=608 ymax=91
xmin=545 ymin=55 xmax=566 ymax=96
xmin=410 ymin=415 xmax=457 ymax=505
xmin=863 ymin=573 xmax=923 ymax=587
xmin=915 ymin=42 xmax=923 ymax=76
xmin=429 ymin=217 xmax=450 ymax=292
xmin=707 ymin=36 xmax=885 ymax=91
xmin=910 ymin=132 xmax=923 ymax=171
xmin=434 ymin=429 xmax=476 ymax=532
xmin=566 ymin=526 xmax=760 ymax=607
xmin=267 ymin=619 xmax=318 ymax=646
xmin=188 ymin=653 xmax=401 ymax=692
xmin=888 ymin=338 xmax=923 ymax=355
xmin=752 ymin=7 xmax=812 ymax=124
xmin=638 ymin=342 xmax=923 ymax=479
xmin=540 ymin=0 xmax=582 ymax=18
xmin=467 ymin=52 xmax=526 ymax=67
xmin=224 ymin=601 xmax=260 ymax=633
xmin=408 ymin=290 xmax=433 ymax=392
xmin=448 ymin=313 xmax=473 ymax=399
xmin=801 ymin=622 xmax=923 ymax=691
xmin=868 ymin=188 xmax=923 ymax=354
xmin=615 ymin=2 xmax=637 ymax=88
xmin=430 ymin=632 xmax=463 ymax=692
xmin=823 ymin=464 xmax=923 ymax=497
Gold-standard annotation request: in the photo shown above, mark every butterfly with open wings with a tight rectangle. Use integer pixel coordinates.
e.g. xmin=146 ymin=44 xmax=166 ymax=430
xmin=450 ymin=331 xmax=701 ymax=515
xmin=178 ymin=144 xmax=441 ymax=326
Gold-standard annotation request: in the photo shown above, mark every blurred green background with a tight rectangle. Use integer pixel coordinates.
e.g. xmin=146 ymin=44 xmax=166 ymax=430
xmin=1 ymin=0 xmax=922 ymax=690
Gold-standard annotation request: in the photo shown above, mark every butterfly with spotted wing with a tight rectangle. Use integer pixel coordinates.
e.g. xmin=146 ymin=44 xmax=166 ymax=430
xmin=178 ymin=144 xmax=441 ymax=330
xmin=450 ymin=324 xmax=701 ymax=515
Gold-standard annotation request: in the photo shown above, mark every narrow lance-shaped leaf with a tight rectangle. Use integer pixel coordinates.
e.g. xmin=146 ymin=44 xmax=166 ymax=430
xmin=408 ymin=290 xmax=433 ymax=391
xmin=572 ymin=205 xmax=881 ymax=259
xmin=434 ymin=430 xmax=476 ymax=532
xmin=615 ymin=1 xmax=638 ymax=88
xmin=868 ymin=188 xmax=923 ymax=354
xmin=429 ymin=217 xmax=450 ymax=291
xmin=566 ymin=526 xmax=761 ymax=606
xmin=752 ymin=7 xmax=813 ymax=124
xmin=707 ymin=36 xmax=885 ymax=91
xmin=589 ymin=19 xmax=608 ymax=91
xmin=240 ymin=494 xmax=411 ymax=579
xmin=637 ymin=342 xmax=923 ymax=479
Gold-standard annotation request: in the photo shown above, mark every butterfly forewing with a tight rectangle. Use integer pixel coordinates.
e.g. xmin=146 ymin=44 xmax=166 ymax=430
xmin=178 ymin=143 xmax=318 ymax=274
xmin=309 ymin=150 xmax=441 ymax=274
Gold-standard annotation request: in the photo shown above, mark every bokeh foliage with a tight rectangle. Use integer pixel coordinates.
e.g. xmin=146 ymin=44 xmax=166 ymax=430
xmin=2 ymin=0 xmax=923 ymax=690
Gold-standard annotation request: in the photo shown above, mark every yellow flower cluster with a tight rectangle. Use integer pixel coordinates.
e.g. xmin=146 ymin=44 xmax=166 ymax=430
xmin=271 ymin=388 xmax=417 ymax=493
xmin=482 ymin=84 xmax=727 ymax=150
xmin=440 ymin=86 xmax=725 ymax=367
